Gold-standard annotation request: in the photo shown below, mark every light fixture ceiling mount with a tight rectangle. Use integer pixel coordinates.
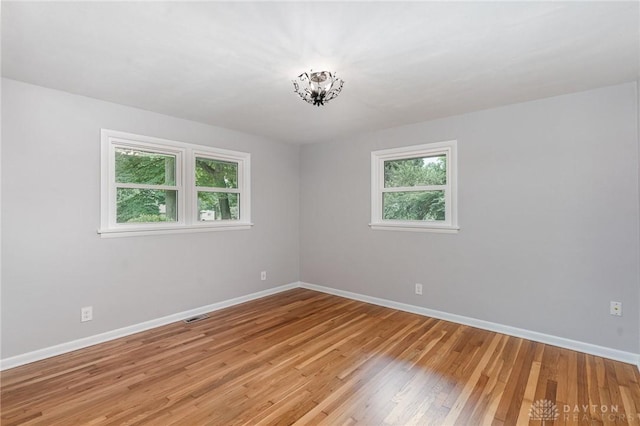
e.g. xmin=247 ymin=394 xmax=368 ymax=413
xmin=292 ymin=70 xmax=344 ymax=107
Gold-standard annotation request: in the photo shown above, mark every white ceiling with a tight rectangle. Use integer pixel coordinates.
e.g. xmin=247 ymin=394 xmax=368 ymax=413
xmin=2 ymin=2 xmax=639 ymax=145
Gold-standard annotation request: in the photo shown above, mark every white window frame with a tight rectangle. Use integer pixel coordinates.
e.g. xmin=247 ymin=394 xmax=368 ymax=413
xmin=100 ymin=129 xmax=252 ymax=238
xmin=370 ymin=140 xmax=458 ymax=233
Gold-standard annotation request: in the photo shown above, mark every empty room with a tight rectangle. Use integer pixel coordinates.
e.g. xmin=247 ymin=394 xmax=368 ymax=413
xmin=1 ymin=1 xmax=640 ymax=425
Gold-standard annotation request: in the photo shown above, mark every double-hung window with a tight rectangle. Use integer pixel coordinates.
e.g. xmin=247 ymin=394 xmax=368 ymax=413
xmin=370 ymin=140 xmax=458 ymax=232
xmin=194 ymin=154 xmax=241 ymax=222
xmin=100 ymin=129 xmax=251 ymax=237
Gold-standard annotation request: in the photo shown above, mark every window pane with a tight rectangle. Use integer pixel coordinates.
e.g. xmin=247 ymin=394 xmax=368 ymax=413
xmin=115 ymin=148 xmax=176 ymax=185
xmin=384 ymin=155 xmax=446 ymax=187
xmin=198 ymin=192 xmax=239 ymax=221
xmin=116 ymin=188 xmax=178 ymax=223
xmin=196 ymin=157 xmax=238 ymax=189
xmin=383 ymin=191 xmax=445 ymax=221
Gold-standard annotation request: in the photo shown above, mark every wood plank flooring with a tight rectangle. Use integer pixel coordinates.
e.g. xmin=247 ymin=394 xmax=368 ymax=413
xmin=2 ymin=288 xmax=639 ymax=425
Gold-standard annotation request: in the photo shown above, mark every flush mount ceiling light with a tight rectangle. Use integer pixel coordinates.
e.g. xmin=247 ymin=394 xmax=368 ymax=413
xmin=292 ymin=70 xmax=344 ymax=107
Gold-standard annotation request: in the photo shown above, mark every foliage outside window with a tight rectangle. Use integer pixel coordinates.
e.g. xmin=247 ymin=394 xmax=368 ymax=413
xmin=115 ymin=148 xmax=179 ymax=224
xmin=370 ymin=141 xmax=458 ymax=232
xmin=100 ymin=130 xmax=251 ymax=237
xmin=195 ymin=157 xmax=239 ymax=221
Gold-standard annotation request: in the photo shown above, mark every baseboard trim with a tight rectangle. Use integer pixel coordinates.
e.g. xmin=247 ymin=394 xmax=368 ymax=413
xmin=3 ymin=281 xmax=639 ymax=371
xmin=299 ymin=282 xmax=640 ymax=367
xmin=0 ymin=282 xmax=299 ymax=371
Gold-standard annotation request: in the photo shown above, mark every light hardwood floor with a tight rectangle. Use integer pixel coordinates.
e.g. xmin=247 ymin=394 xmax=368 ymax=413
xmin=2 ymin=289 xmax=639 ymax=425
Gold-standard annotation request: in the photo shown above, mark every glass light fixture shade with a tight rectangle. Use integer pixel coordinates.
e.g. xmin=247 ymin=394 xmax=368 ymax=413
xmin=292 ymin=70 xmax=344 ymax=106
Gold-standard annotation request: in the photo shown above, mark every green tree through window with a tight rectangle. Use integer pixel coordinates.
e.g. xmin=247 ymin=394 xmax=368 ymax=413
xmin=195 ymin=158 xmax=238 ymax=221
xmin=115 ymin=148 xmax=177 ymax=223
xmin=383 ymin=156 xmax=446 ymax=221
xmin=102 ymin=129 xmax=252 ymax=236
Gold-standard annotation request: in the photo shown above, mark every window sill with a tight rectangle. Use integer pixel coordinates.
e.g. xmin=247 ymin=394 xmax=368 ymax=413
xmin=369 ymin=223 xmax=459 ymax=233
xmin=98 ymin=223 xmax=254 ymax=238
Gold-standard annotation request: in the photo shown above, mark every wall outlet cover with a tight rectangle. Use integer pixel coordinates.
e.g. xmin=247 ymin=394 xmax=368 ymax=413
xmin=81 ymin=306 xmax=93 ymax=322
xmin=610 ymin=301 xmax=622 ymax=316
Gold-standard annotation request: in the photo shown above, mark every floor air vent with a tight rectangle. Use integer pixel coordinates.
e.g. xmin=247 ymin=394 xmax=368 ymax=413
xmin=183 ymin=314 xmax=209 ymax=324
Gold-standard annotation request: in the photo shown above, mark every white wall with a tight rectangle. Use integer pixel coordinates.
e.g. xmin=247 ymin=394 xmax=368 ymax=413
xmin=3 ymin=79 xmax=639 ymax=361
xmin=1 ymin=79 xmax=300 ymax=358
xmin=300 ymin=83 xmax=640 ymax=353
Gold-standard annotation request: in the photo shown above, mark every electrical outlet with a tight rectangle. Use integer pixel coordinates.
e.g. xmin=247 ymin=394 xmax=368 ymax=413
xmin=610 ymin=301 xmax=622 ymax=316
xmin=260 ymin=271 xmax=267 ymax=281
xmin=415 ymin=283 xmax=423 ymax=295
xmin=81 ymin=306 xmax=93 ymax=322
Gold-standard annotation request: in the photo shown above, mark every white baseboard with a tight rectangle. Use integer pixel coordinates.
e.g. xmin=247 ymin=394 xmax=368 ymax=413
xmin=0 ymin=282 xmax=299 ymax=371
xmin=299 ymin=282 xmax=640 ymax=367
xmin=3 ymin=281 xmax=639 ymax=371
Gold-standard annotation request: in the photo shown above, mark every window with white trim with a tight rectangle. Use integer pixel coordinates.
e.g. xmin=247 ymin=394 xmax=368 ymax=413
xmin=370 ymin=140 xmax=458 ymax=232
xmin=100 ymin=129 xmax=251 ymax=237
